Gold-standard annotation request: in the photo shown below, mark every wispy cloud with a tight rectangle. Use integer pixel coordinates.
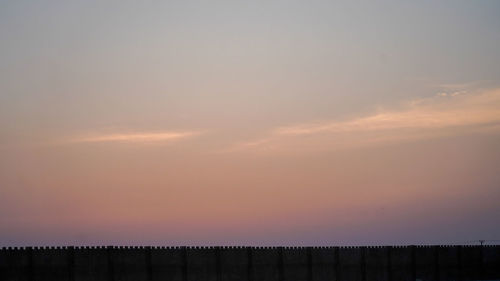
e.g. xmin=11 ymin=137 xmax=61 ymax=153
xmin=70 ymin=131 xmax=202 ymax=144
xmin=437 ymin=82 xmax=474 ymax=90
xmin=227 ymin=89 xmax=500 ymax=153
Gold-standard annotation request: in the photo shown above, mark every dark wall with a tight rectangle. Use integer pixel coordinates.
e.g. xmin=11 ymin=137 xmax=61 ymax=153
xmin=1 ymin=246 xmax=499 ymax=281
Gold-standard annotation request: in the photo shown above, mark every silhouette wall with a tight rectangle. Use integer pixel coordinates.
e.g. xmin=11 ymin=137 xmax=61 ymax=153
xmin=1 ymin=245 xmax=499 ymax=281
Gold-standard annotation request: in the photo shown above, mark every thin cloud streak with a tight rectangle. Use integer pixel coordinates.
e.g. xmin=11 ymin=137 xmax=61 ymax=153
xmin=228 ymin=89 xmax=500 ymax=153
xmin=71 ymin=131 xmax=202 ymax=144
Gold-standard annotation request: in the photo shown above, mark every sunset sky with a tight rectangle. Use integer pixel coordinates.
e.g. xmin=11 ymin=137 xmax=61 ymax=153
xmin=1 ymin=1 xmax=500 ymax=246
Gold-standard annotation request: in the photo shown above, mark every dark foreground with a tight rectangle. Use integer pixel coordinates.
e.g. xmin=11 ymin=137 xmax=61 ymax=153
xmin=1 ymin=245 xmax=499 ymax=281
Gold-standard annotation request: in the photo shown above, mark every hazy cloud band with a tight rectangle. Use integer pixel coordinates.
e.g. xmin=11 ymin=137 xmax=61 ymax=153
xmin=70 ymin=131 xmax=202 ymax=144
xmin=228 ymin=89 xmax=500 ymax=153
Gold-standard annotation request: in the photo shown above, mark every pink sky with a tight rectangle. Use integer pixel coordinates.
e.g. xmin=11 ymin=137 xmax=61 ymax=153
xmin=1 ymin=1 xmax=500 ymax=246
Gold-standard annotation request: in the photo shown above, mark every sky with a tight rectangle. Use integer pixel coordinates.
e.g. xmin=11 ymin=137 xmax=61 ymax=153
xmin=1 ymin=0 xmax=500 ymax=246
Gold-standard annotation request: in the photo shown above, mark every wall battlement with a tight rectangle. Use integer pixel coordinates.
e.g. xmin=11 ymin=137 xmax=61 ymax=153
xmin=1 ymin=245 xmax=499 ymax=281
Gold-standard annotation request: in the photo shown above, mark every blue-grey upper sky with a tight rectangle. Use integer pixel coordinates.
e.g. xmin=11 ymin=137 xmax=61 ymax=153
xmin=1 ymin=1 xmax=500 ymax=246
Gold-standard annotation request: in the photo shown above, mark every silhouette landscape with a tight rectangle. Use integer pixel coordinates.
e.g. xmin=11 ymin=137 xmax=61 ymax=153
xmin=1 ymin=1 xmax=499 ymax=280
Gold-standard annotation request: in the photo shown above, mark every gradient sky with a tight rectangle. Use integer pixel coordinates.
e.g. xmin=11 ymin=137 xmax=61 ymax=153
xmin=1 ymin=1 xmax=500 ymax=246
